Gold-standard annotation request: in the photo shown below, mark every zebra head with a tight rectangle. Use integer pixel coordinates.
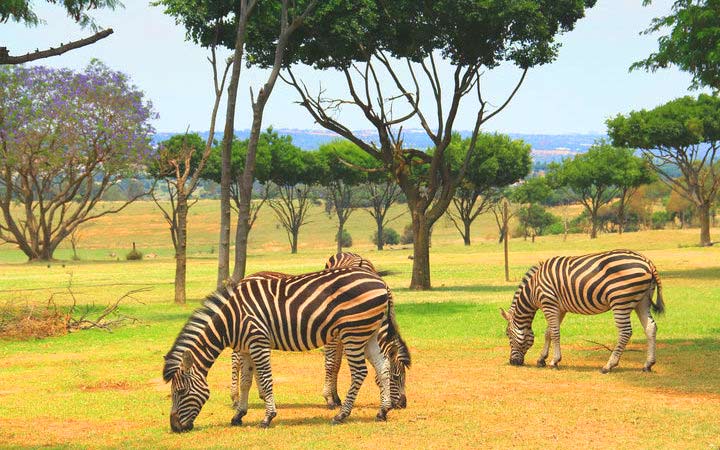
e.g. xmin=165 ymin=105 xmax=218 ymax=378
xmin=501 ymin=308 xmax=534 ymax=366
xmin=166 ymin=349 xmax=210 ymax=432
xmin=390 ymin=362 xmax=407 ymax=408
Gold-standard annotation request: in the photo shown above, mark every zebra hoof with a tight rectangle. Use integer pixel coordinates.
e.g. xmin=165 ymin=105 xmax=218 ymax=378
xmin=375 ymin=410 xmax=388 ymax=422
xmin=537 ymin=360 xmax=546 ymax=368
xmin=259 ymin=412 xmax=276 ymax=429
xmin=230 ymin=411 xmax=246 ymax=426
xmin=550 ymin=364 xmax=560 ymax=370
xmin=600 ymin=367 xmax=610 ymax=374
xmin=331 ymin=414 xmax=347 ymax=425
xmin=392 ymin=395 xmax=407 ymax=409
xmin=642 ymin=366 xmax=653 ymax=373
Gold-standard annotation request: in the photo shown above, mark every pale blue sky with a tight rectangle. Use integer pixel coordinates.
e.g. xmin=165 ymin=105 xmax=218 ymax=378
xmin=1 ymin=0 xmax=705 ymax=134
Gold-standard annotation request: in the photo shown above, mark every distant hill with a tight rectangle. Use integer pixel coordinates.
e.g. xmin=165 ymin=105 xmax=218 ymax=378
xmin=153 ymin=129 xmax=605 ymax=164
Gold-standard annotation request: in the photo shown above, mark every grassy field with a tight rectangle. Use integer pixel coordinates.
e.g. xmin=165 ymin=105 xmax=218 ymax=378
xmin=1 ymin=200 xmax=719 ymax=449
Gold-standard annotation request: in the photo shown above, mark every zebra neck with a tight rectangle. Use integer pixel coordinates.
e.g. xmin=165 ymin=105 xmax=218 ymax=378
xmin=510 ymin=296 xmax=538 ymax=324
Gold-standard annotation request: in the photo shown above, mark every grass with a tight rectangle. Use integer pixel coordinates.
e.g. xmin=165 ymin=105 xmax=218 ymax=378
xmin=0 ymin=200 xmax=719 ymax=448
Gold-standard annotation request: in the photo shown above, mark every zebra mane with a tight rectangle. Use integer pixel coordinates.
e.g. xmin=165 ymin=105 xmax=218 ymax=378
xmin=162 ymin=285 xmax=235 ymax=382
xmin=510 ymin=264 xmax=540 ymax=312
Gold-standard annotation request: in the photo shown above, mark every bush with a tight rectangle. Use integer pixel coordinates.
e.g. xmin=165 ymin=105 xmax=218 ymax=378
xmin=335 ymin=229 xmax=352 ymax=247
xmin=126 ymin=242 xmax=143 ymax=261
xmin=371 ymin=227 xmax=400 ymax=247
xmin=400 ymin=224 xmax=414 ymax=245
xmin=545 ymin=221 xmax=566 ymax=235
xmin=652 ymin=211 xmax=670 ymax=230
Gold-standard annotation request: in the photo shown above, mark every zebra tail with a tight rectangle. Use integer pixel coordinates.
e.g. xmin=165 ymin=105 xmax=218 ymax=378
xmin=650 ymin=265 xmax=666 ymax=316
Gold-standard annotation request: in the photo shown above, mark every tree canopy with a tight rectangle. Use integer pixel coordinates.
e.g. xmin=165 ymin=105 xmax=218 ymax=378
xmin=0 ymin=61 xmax=156 ymax=260
xmin=632 ymin=0 xmax=720 ymax=91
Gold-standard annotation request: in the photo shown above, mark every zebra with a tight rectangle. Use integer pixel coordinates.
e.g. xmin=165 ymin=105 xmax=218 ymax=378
xmin=229 ymin=255 xmax=410 ymax=410
xmin=321 ymin=252 xmax=409 ymax=409
xmin=501 ymin=249 xmax=665 ymax=373
xmin=163 ymin=266 xmax=396 ymax=432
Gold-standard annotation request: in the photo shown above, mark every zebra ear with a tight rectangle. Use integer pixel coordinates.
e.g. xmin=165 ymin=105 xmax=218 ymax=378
xmin=181 ymin=350 xmax=194 ymax=372
xmin=500 ymin=308 xmax=511 ymax=322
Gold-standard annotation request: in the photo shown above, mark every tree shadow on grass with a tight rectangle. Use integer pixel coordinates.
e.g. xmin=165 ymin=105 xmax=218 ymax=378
xmin=394 ymin=302 xmax=481 ymax=317
xmin=393 ymin=285 xmax=515 ymax=294
xmin=661 ymin=266 xmax=720 ymax=280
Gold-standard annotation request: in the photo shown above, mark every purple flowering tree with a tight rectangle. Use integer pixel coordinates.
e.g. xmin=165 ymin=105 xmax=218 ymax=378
xmin=0 ymin=61 xmax=156 ymax=261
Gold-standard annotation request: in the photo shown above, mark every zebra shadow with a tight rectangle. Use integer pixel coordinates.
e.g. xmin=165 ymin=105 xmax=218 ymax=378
xmin=661 ymin=266 xmax=720 ymax=280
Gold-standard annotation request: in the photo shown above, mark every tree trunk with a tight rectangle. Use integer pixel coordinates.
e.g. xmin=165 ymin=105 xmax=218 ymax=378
xmin=503 ymin=200 xmax=510 ymax=282
xmin=217 ymin=2 xmax=252 ymax=290
xmin=590 ymin=211 xmax=598 ymax=239
xmin=175 ymin=197 xmax=188 ymax=304
xmin=617 ymin=199 xmax=625 ymax=235
xmin=291 ymin=230 xmax=299 ymax=254
xmin=698 ymin=203 xmax=712 ymax=246
xmin=232 ymin=210 xmax=251 ymax=281
xmin=336 ymin=220 xmax=345 ymax=254
xmin=462 ymin=220 xmax=471 ymax=246
xmin=376 ymin=219 xmax=384 ymax=251
xmin=409 ymin=210 xmax=431 ymax=290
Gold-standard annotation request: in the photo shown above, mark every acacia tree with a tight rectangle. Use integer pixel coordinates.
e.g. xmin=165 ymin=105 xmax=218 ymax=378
xmin=268 ymin=140 xmax=318 ymax=254
xmin=280 ymin=0 xmax=594 ymax=289
xmin=608 ymin=95 xmax=720 ymax=246
xmin=614 ymin=152 xmax=656 ymax=234
xmin=317 ymin=140 xmax=374 ymax=253
xmin=1 ymin=0 xmax=118 ymax=64
xmin=203 ymin=131 xmax=273 ymax=240
xmin=0 ymin=62 xmax=155 ymax=261
xmin=446 ymin=133 xmax=531 ymax=245
xmin=365 ymin=174 xmax=403 ymax=251
xmin=510 ymin=176 xmax=551 ymax=240
xmin=159 ymin=0 xmax=324 ymax=284
xmin=633 ymin=0 xmax=720 ymax=92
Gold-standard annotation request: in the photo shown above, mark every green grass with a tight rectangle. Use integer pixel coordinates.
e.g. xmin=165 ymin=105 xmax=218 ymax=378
xmin=1 ymin=200 xmax=719 ymax=448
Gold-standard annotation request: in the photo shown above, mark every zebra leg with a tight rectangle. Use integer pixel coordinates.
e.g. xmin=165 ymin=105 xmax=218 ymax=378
xmin=252 ymin=346 xmax=277 ymax=428
xmin=601 ymin=309 xmax=633 ymax=374
xmin=231 ymin=352 xmax=254 ymax=426
xmin=322 ymin=339 xmax=343 ymax=409
xmin=230 ymin=351 xmax=241 ymax=407
xmin=332 ymin=343 xmax=368 ymax=425
xmin=538 ymin=312 xmax=565 ymax=367
xmin=365 ymin=334 xmax=392 ymax=421
xmin=635 ymin=298 xmax=658 ymax=372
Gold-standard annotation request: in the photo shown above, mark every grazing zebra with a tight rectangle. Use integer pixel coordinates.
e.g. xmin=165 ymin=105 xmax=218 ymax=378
xmin=322 ymin=253 xmax=409 ymax=409
xmin=163 ymin=267 xmax=395 ymax=432
xmin=501 ymin=249 xmax=665 ymax=373
xmin=229 ymin=256 xmax=411 ymax=410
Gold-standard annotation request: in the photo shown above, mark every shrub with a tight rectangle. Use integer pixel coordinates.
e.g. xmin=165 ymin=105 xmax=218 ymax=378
xmin=126 ymin=242 xmax=143 ymax=261
xmin=652 ymin=211 xmax=670 ymax=230
xmin=335 ymin=229 xmax=352 ymax=247
xmin=400 ymin=224 xmax=414 ymax=245
xmin=371 ymin=227 xmax=400 ymax=247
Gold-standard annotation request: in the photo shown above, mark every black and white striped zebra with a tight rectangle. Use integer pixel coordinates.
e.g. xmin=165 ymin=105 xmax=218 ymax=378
xmin=229 ymin=254 xmax=411 ymax=410
xmin=163 ymin=267 xmax=396 ymax=431
xmin=501 ymin=249 xmax=665 ymax=373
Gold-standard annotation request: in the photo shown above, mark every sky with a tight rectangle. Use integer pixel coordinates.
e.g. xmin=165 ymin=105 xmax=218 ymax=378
xmin=1 ymin=0 xmax=707 ymax=134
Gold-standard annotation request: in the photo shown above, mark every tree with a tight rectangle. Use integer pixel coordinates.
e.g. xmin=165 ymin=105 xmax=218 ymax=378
xmin=511 ymin=177 xmax=552 ymax=240
xmin=548 ymin=143 xmax=645 ymax=239
xmin=0 ymin=62 xmax=155 ymax=261
xmin=608 ymin=94 xmax=720 ymax=246
xmin=364 ymin=174 xmax=403 ymax=251
xmin=517 ymin=204 xmax=558 ymax=240
xmin=632 ymin=0 xmax=720 ymax=91
xmin=158 ymin=0 xmax=324 ymax=285
xmin=1 ymin=0 xmax=119 ymax=64
xmin=282 ymin=0 xmax=595 ymax=289
xmin=203 ymin=131 xmax=273 ymax=254
xmin=446 ymin=133 xmax=531 ymax=245
xmin=317 ymin=140 xmax=372 ymax=254
xmin=613 ymin=151 xmax=656 ymax=234
xmin=268 ymin=142 xmax=318 ymax=254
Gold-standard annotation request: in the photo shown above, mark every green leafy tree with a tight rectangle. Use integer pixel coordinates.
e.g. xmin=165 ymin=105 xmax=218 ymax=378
xmin=548 ymin=143 xmax=647 ymax=239
xmin=268 ymin=143 xmax=319 ymax=254
xmin=632 ymin=0 xmax=720 ymax=91
xmin=1 ymin=0 xmax=119 ymax=64
xmin=446 ymin=133 xmax=531 ymax=245
xmin=517 ymin=204 xmax=558 ymax=241
xmin=0 ymin=62 xmax=155 ymax=261
xmin=608 ymin=94 xmax=720 ymax=246
xmin=511 ymin=177 xmax=552 ymax=240
xmin=282 ymin=0 xmax=595 ymax=289
xmin=317 ymin=140 xmax=373 ymax=254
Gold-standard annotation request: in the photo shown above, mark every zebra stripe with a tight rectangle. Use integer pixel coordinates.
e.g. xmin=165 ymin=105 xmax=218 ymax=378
xmin=230 ymin=255 xmax=411 ymax=411
xmin=164 ymin=267 xmax=394 ymax=431
xmin=501 ymin=249 xmax=665 ymax=373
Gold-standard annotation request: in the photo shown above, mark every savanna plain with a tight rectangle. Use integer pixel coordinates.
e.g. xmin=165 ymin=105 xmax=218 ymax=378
xmin=1 ymin=200 xmax=719 ymax=449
